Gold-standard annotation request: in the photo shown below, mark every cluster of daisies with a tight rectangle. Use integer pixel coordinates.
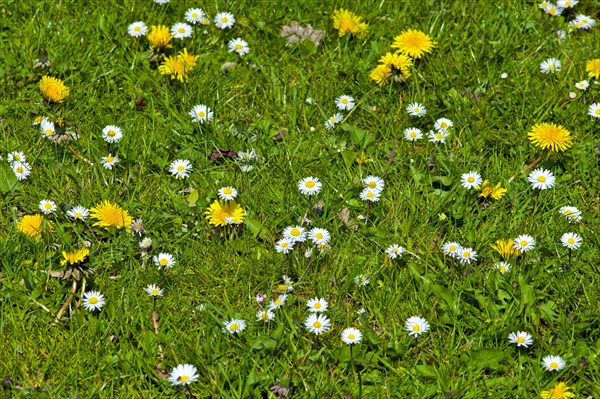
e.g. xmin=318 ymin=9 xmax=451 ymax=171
xmin=538 ymin=0 xmax=597 ymax=30
xmin=507 ymin=330 xmax=568 ymax=373
xmin=6 ymin=151 xmax=31 ymax=181
xmin=403 ymin=102 xmax=453 ymax=144
xmin=322 ymin=94 xmax=355 ymax=130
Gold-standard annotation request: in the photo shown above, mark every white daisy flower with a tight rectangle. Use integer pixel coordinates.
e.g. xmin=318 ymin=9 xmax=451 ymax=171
xmin=354 ymin=274 xmax=369 ymax=287
xmin=298 ymin=176 xmax=322 ymax=195
xmin=227 ymin=38 xmax=250 ymax=56
xmin=40 ymin=120 xmax=56 ymax=139
xmin=282 ymin=226 xmax=307 ymax=243
xmin=275 ymin=238 xmax=295 ymax=254
xmin=308 ymin=228 xmax=331 ymax=245
xmin=153 ymin=0 xmax=170 ymax=3
xmin=82 ymin=291 xmax=106 ymax=312
xmin=557 ymin=0 xmax=577 ymax=7
xmin=543 ymin=3 xmax=564 ymax=16
xmin=325 ymin=113 xmax=343 ymax=130
xmin=405 ymin=316 xmax=429 ymax=337
xmin=341 ymin=327 xmax=362 ymax=345
xmin=282 ymin=275 xmax=294 ymax=292
xmin=101 ymin=154 xmax=119 ymax=170
xmin=570 ymin=14 xmax=595 ymax=30
xmin=434 ymin=118 xmax=453 ymax=131
xmin=268 ymin=294 xmax=288 ymax=311
xmin=528 ymin=168 xmax=555 ymax=190
xmin=386 ymin=244 xmax=405 ymax=259
xmin=32 ymin=116 xmax=48 ymax=126
xmin=66 ymin=205 xmax=90 ymax=221
xmin=588 ymin=103 xmax=600 ymax=118
xmin=12 ymin=161 xmax=31 ymax=181
xmin=139 ymin=237 xmax=153 ymax=249
xmin=559 ymin=206 xmax=581 ymax=223
xmin=214 ymin=12 xmax=235 ymax=29
xmin=495 ymin=261 xmax=511 ymax=274
xmin=460 ymin=171 xmax=483 ymax=189
xmin=513 ymin=235 xmax=535 ymax=253
xmin=539 ymin=58 xmax=561 ymax=74
xmin=428 ymin=129 xmax=449 ymax=143
xmin=39 ymin=199 xmax=57 ymax=215
xmin=363 ymin=176 xmax=384 ymax=192
xmin=508 ymin=331 xmax=533 ymax=348
xmin=458 ymin=247 xmax=477 ymax=264
xmin=360 ymin=187 xmax=380 ymax=202
xmin=218 ymin=187 xmax=238 ymax=201
xmin=153 ymin=253 xmax=176 ymax=269
xmin=575 ymin=80 xmax=589 ymax=90
xmin=442 ymin=242 xmax=461 ymax=258
xmin=145 ymin=284 xmax=163 ymax=297
xmin=404 ymin=127 xmax=423 ymax=142
xmin=189 ymin=104 xmax=213 ymax=123
xmin=171 ymin=23 xmax=193 ymax=39
xmin=304 ymin=313 xmax=331 ymax=335
xmin=406 ymin=102 xmax=427 ymax=117
xmin=169 ymin=159 xmax=192 ymax=179
xmin=102 ymin=125 xmax=123 ymax=143
xmin=560 ymin=232 xmax=582 ymax=250
xmin=256 ymin=309 xmax=275 ymax=322
xmin=542 ymin=355 xmax=566 ymax=372
xmin=306 ymin=297 xmax=328 ymax=313
xmin=223 ymin=319 xmax=246 ymax=334
xmin=168 ymin=364 xmax=198 ymax=386
xmin=7 ymin=151 xmax=26 ymax=164
xmin=128 ymin=21 xmax=148 ymax=37
xmin=185 ymin=8 xmax=205 ymax=24
xmin=335 ymin=95 xmax=355 ymax=111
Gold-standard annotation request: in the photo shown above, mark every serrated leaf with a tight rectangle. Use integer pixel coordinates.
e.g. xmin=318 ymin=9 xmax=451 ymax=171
xmin=187 ymin=189 xmax=199 ymax=208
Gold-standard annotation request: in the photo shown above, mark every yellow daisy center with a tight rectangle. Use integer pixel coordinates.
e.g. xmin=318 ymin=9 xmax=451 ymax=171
xmin=410 ymin=132 xmax=417 ymax=138
xmin=180 ymin=375 xmax=189 ymax=382
xmin=315 ymin=232 xmax=323 ymax=239
xmin=567 ymin=238 xmax=575 ymax=244
xmin=537 ymin=176 xmax=546 ymax=182
xmin=274 ymin=299 xmax=281 ymax=305
xmin=468 ymin=177 xmax=475 ymax=183
xmin=106 ymin=156 xmax=113 ymax=162
xmin=449 ymin=245 xmax=456 ymax=251
xmin=305 ymin=181 xmax=315 ymax=188
xmin=517 ymin=336 xmax=525 ymax=343
xmin=177 ymin=165 xmax=185 ymax=171
xmin=89 ymin=297 xmax=98 ymax=304
xmin=290 ymin=228 xmax=300 ymax=236
xmin=500 ymin=266 xmax=507 ymax=272
xmin=108 ymin=130 xmax=116 ymax=137
xmin=314 ymin=303 xmax=321 ymax=309
xmin=230 ymin=323 xmax=238 ymax=331
xmin=520 ymin=240 xmax=528 ymax=246
xmin=159 ymin=258 xmax=168 ymax=265
xmin=222 ymin=17 xmax=228 ymax=23
xmin=595 ymin=109 xmax=600 ymax=115
xmin=223 ymin=188 xmax=232 ymax=194
xmin=549 ymin=362 xmax=558 ymax=369
xmin=368 ymin=181 xmax=376 ymax=188
xmin=151 ymin=289 xmax=159 ymax=295
xmin=45 ymin=129 xmax=54 ymax=136
xmin=548 ymin=64 xmax=555 ymax=69
xmin=178 ymin=27 xmax=185 ymax=33
xmin=367 ymin=191 xmax=374 ymax=198
xmin=235 ymin=43 xmax=243 ymax=50
xmin=313 ymin=321 xmax=321 ymax=328
xmin=281 ymin=242 xmax=289 ymax=248
xmin=413 ymin=107 xmax=419 ymax=113
xmin=261 ymin=313 xmax=268 ymax=320
xmin=412 ymin=325 xmax=420 ymax=331
xmin=16 ymin=167 xmax=23 ymax=173
xmin=192 ymin=13 xmax=198 ymax=18
xmin=565 ymin=210 xmax=572 ymax=214
xmin=198 ymin=111 xmax=205 ymax=117
xmin=75 ymin=212 xmax=82 ymax=218
xmin=441 ymin=122 xmax=448 ymax=128
xmin=436 ymin=133 xmax=443 ymax=139
xmin=134 ymin=26 xmax=141 ymax=32
xmin=463 ymin=251 xmax=470 ymax=257
xmin=342 ymin=98 xmax=348 ymax=104
xmin=44 ymin=203 xmax=52 ymax=209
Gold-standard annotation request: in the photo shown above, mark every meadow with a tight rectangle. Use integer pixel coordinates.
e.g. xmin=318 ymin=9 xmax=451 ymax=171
xmin=1 ymin=0 xmax=599 ymax=397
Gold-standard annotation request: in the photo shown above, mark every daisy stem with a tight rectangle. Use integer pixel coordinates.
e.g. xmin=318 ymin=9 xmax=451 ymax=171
xmin=315 ymin=334 xmax=320 ymax=349
xmin=509 ymin=153 xmax=544 ymax=183
xmin=568 ymin=248 xmax=572 ymax=271
xmin=350 ymin=345 xmax=362 ymax=398
xmin=185 ymin=384 xmax=193 ymax=398
xmin=364 ymin=202 xmax=370 ymax=225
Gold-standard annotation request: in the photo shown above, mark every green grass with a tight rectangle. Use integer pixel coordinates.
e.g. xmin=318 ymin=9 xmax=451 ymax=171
xmin=1 ymin=0 xmax=600 ymax=397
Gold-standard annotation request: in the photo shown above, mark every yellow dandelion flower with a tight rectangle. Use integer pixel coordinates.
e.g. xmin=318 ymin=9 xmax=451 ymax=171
xmin=204 ymin=200 xmax=246 ymax=227
xmin=478 ymin=180 xmax=507 ymax=200
xmin=60 ymin=248 xmax=90 ymax=266
xmin=370 ymin=64 xmax=392 ymax=85
xmin=159 ymin=56 xmax=188 ymax=82
xmin=178 ymin=48 xmax=198 ymax=69
xmin=90 ymin=200 xmax=133 ymax=229
xmin=586 ymin=59 xmax=600 ymax=79
xmin=147 ymin=25 xmax=172 ymax=50
xmin=391 ymin=29 xmax=436 ymax=59
xmin=371 ymin=52 xmax=413 ymax=84
xmin=354 ymin=153 xmax=372 ymax=164
xmin=331 ymin=9 xmax=368 ymax=38
xmin=540 ymin=382 xmax=575 ymax=399
xmin=17 ymin=214 xmax=44 ymax=237
xmin=528 ymin=123 xmax=573 ymax=152
xmin=491 ymin=239 xmax=520 ymax=259
xmin=39 ymin=76 xmax=70 ymax=103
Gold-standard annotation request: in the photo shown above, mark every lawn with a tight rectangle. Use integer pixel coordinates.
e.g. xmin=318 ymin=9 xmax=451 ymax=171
xmin=1 ymin=0 xmax=599 ymax=397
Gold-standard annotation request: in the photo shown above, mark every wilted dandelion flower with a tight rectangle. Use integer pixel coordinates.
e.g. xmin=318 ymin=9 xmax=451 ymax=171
xmin=189 ymin=104 xmax=213 ymax=123
xmin=491 ymin=239 xmax=520 ymax=259
xmin=588 ymin=103 xmax=600 ymax=118
xmin=147 ymin=25 xmax=172 ymax=50
xmin=542 ymin=355 xmax=566 ymax=372
xmin=214 ymin=12 xmax=235 ymax=29
xmin=17 ymin=214 xmax=44 ymax=237
xmin=586 ymin=59 xmax=600 ymax=79
xmin=559 ymin=206 xmax=581 ymax=223
xmin=528 ymin=168 xmax=555 ymax=190
xmin=331 ymin=9 xmax=367 ymax=37
xmin=305 ymin=313 xmax=331 ymax=335
xmin=360 ymin=187 xmax=380 ymax=202
xmin=90 ymin=200 xmax=132 ymax=229
xmin=308 ymin=228 xmax=331 ymax=245
xmin=540 ymin=382 xmax=575 ymax=399
xmin=325 ymin=113 xmax=343 ymax=130
xmin=185 ymin=8 xmax=205 ymax=24
xmin=101 ymin=154 xmax=119 ymax=170
xmin=335 ymin=95 xmax=355 ymax=111
xmin=508 ymin=331 xmax=533 ymax=348
xmin=168 ymin=364 xmax=198 ymax=386
xmin=268 ymin=294 xmax=288 ymax=311
xmin=458 ymin=247 xmax=477 ymax=264
xmin=386 ymin=244 xmax=405 ymax=259
xmin=560 ymin=232 xmax=582 ymax=250
xmin=228 ymin=38 xmax=250 ymax=56
xmin=145 ymin=284 xmax=163 ymax=297
xmin=442 ymin=242 xmax=461 ymax=258
xmin=514 ymin=235 xmax=535 ymax=253
xmin=39 ymin=76 xmax=69 ymax=103
xmin=102 ymin=125 xmax=123 ymax=144
xmin=128 ymin=21 xmax=148 ymax=37
xmin=495 ymin=261 xmax=511 ymax=274
xmin=169 ymin=159 xmax=192 ymax=179
xmin=405 ymin=316 xmax=429 ymax=337
xmin=153 ymin=253 xmax=175 ymax=269
xmin=540 ymin=58 xmax=561 ymax=74
xmin=275 ymin=238 xmax=294 ymax=254
xmin=39 ymin=200 xmax=57 ymax=215
xmin=307 ymin=298 xmax=328 ymax=313
xmin=256 ymin=309 xmax=275 ymax=322
xmin=406 ymin=102 xmax=426 ymax=117
xmin=204 ymin=200 xmax=245 ymax=226
xmin=428 ymin=129 xmax=449 ymax=143
xmin=12 ymin=161 xmax=31 ymax=181
xmin=170 ymin=22 xmax=192 ymax=39
xmin=404 ymin=127 xmax=423 ymax=141
xmin=354 ymin=274 xmax=369 ymax=287
xmin=66 ymin=205 xmax=90 ymax=221
xmin=82 ymin=291 xmax=105 ymax=312
xmin=528 ymin=123 xmax=572 ymax=152
xmin=392 ymin=29 xmax=436 ymax=59
xmin=575 ymin=80 xmax=589 ymax=90
xmin=298 ymin=177 xmax=322 ymax=195
xmin=460 ymin=171 xmax=482 ymax=189
xmin=341 ymin=328 xmax=362 ymax=345
xmin=61 ymin=247 xmax=89 ymax=266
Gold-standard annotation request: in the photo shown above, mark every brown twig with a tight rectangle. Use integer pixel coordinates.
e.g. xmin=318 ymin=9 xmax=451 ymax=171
xmin=508 ymin=154 xmax=543 ymax=183
xmin=67 ymin=145 xmax=94 ymax=166
xmin=54 ymin=279 xmax=78 ymax=324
